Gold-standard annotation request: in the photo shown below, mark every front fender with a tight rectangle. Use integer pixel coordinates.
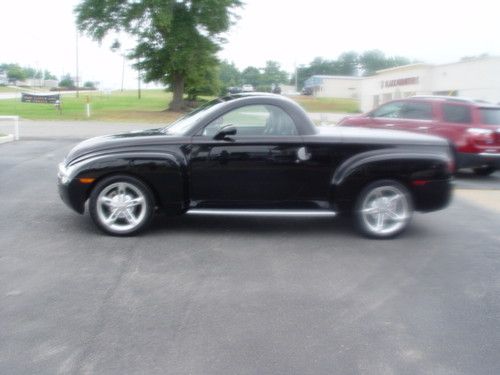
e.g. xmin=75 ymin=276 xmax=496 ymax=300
xmin=60 ymin=151 xmax=186 ymax=214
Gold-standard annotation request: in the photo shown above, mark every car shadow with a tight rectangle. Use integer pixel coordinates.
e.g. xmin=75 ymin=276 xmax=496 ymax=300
xmin=454 ymin=169 xmax=500 ymax=190
xmin=146 ymin=213 xmax=432 ymax=240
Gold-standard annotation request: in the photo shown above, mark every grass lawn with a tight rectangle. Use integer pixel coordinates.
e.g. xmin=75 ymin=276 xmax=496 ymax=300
xmin=0 ymin=89 xmax=360 ymax=123
xmin=0 ymin=86 xmax=22 ymax=93
xmin=292 ymin=95 xmax=360 ymax=113
xmin=0 ymin=89 xmax=182 ymax=123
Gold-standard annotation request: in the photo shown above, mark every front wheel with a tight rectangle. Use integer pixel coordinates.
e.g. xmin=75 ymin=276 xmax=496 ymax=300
xmin=89 ymin=175 xmax=154 ymax=236
xmin=355 ymin=180 xmax=413 ymax=239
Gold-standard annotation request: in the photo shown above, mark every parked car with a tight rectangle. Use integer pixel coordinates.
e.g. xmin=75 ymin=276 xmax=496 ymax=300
xmin=58 ymin=93 xmax=453 ymax=238
xmin=241 ymin=84 xmax=254 ymax=92
xmin=338 ymin=96 xmax=500 ymax=175
xmin=272 ymin=85 xmax=282 ymax=94
xmin=227 ymin=86 xmax=241 ymax=94
xmin=301 ymin=87 xmax=313 ymax=96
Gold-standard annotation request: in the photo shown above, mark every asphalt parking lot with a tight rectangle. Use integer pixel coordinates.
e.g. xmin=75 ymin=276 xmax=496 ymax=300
xmin=1 ymin=134 xmax=500 ymax=375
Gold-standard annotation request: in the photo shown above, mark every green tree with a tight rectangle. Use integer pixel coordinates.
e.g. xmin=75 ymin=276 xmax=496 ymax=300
xmin=295 ymin=51 xmax=413 ymax=88
xmin=59 ymin=74 xmax=75 ymax=88
xmin=6 ymin=64 xmax=26 ymax=83
xmin=219 ymin=60 xmax=241 ymax=93
xmin=337 ymin=51 xmax=359 ymax=76
xmin=294 ymin=57 xmax=341 ymax=89
xmin=75 ymin=0 xmax=243 ymax=111
xmin=260 ymin=61 xmax=288 ymax=86
xmin=22 ymin=67 xmax=37 ymax=79
xmin=241 ymin=66 xmax=260 ymax=87
xmin=359 ymin=50 xmax=410 ymax=76
xmin=84 ymin=81 xmax=96 ymax=89
xmin=186 ymin=64 xmax=220 ymax=101
xmin=43 ymin=70 xmax=57 ymax=80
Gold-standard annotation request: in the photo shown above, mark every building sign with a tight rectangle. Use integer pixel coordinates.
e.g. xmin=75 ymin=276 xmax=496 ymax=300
xmin=21 ymin=93 xmax=60 ymax=104
xmin=380 ymin=77 xmax=419 ymax=89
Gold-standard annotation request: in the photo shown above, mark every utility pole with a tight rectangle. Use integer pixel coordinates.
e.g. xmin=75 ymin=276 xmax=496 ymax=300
xmin=137 ymin=60 xmax=141 ymax=99
xmin=121 ymin=55 xmax=125 ymax=92
xmin=75 ymin=30 xmax=79 ymax=98
xmin=294 ymin=61 xmax=298 ymax=93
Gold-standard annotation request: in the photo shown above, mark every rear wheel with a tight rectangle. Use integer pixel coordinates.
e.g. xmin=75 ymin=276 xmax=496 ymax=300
xmin=89 ymin=175 xmax=154 ymax=236
xmin=472 ymin=166 xmax=496 ymax=176
xmin=355 ymin=180 xmax=413 ymax=239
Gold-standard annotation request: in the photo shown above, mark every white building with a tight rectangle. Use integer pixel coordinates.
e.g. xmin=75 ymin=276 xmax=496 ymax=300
xmin=0 ymin=71 xmax=8 ymax=85
xmin=303 ymin=75 xmax=362 ymax=99
xmin=304 ymin=56 xmax=500 ymax=112
xmin=15 ymin=79 xmax=59 ymax=88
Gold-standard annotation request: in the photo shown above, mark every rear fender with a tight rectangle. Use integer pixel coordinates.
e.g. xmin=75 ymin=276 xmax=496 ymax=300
xmin=331 ymin=149 xmax=451 ymax=211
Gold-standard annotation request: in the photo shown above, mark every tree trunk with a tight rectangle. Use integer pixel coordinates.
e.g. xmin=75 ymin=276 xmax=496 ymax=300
xmin=169 ymin=73 xmax=185 ymax=111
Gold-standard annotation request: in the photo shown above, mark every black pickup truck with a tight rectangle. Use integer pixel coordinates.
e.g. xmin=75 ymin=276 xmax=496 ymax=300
xmin=58 ymin=93 xmax=453 ymax=238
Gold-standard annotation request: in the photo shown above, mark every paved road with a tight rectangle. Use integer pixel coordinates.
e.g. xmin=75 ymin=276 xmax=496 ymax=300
xmin=1 ymin=138 xmax=500 ymax=375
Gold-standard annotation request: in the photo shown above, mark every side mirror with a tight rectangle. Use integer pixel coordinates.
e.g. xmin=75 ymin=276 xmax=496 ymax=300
xmin=214 ymin=125 xmax=237 ymax=140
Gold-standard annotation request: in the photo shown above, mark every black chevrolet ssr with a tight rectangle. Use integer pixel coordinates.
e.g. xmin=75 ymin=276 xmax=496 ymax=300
xmin=58 ymin=93 xmax=453 ymax=238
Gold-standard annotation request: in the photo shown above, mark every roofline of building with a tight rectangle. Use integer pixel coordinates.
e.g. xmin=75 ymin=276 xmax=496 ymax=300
xmin=374 ymin=56 xmax=500 ymax=75
xmin=308 ymin=75 xmax=363 ymax=80
xmin=375 ymin=63 xmax=431 ymax=74
xmin=434 ymin=55 xmax=500 ymax=68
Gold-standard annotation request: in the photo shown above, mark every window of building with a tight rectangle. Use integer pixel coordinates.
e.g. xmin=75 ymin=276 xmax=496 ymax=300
xmin=442 ymin=104 xmax=472 ymax=124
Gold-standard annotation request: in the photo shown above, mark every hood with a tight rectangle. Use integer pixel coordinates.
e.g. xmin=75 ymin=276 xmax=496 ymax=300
xmin=64 ymin=128 xmax=185 ymax=165
xmin=316 ymin=126 xmax=449 ymax=146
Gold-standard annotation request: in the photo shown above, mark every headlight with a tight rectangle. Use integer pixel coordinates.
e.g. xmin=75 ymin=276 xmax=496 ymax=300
xmin=58 ymin=163 xmax=72 ymax=184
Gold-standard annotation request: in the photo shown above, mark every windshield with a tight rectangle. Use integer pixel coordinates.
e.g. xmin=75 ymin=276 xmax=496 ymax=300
xmin=479 ymin=108 xmax=500 ymax=125
xmin=163 ymin=98 xmax=225 ymax=135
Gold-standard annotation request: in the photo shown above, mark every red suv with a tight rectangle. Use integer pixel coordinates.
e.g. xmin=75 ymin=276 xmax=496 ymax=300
xmin=338 ymin=96 xmax=500 ymax=175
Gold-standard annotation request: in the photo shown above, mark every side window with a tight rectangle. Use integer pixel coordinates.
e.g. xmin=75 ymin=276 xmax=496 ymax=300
xmin=442 ymin=104 xmax=472 ymax=124
xmin=202 ymin=105 xmax=298 ymax=137
xmin=372 ymin=102 xmax=404 ymax=118
xmin=400 ymin=101 xmax=433 ymax=120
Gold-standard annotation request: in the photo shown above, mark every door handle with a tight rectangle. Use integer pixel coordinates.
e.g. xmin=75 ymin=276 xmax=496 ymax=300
xmin=384 ymin=123 xmax=395 ymax=127
xmin=417 ymin=126 xmax=429 ymax=130
xmin=296 ymin=147 xmax=311 ymax=162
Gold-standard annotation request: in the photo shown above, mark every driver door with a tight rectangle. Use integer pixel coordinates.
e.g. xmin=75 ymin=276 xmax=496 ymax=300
xmin=188 ymin=104 xmax=309 ymax=208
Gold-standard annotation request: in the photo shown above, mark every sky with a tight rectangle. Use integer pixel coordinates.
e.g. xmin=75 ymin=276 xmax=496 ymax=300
xmin=1 ymin=0 xmax=500 ymax=89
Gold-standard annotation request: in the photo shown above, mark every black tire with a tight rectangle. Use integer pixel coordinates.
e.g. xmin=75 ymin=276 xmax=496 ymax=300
xmin=354 ymin=179 xmax=413 ymax=239
xmin=472 ymin=166 xmax=496 ymax=176
xmin=89 ymin=175 xmax=154 ymax=236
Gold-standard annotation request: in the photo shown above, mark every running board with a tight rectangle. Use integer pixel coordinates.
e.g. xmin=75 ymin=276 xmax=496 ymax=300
xmin=186 ymin=209 xmax=337 ymax=217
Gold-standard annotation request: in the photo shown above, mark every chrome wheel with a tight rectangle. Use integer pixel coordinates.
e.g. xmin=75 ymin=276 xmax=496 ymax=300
xmin=95 ymin=181 xmax=148 ymax=233
xmin=357 ymin=182 xmax=412 ymax=238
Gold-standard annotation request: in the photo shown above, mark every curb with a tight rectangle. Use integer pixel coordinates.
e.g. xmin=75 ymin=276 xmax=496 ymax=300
xmin=0 ymin=134 xmax=14 ymax=145
xmin=454 ymin=189 xmax=500 ymax=214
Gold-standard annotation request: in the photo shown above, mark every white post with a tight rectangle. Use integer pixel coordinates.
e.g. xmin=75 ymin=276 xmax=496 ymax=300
xmin=0 ymin=116 xmax=20 ymax=141
xmin=86 ymin=103 xmax=90 ymax=118
xmin=14 ymin=116 xmax=19 ymax=140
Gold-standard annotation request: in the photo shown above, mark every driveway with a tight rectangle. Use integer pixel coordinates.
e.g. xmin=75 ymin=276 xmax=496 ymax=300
xmin=0 ymin=135 xmax=499 ymax=375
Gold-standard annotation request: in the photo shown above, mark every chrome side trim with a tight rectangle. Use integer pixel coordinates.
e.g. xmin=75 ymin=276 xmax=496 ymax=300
xmin=479 ymin=152 xmax=500 ymax=158
xmin=186 ymin=209 xmax=337 ymax=217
